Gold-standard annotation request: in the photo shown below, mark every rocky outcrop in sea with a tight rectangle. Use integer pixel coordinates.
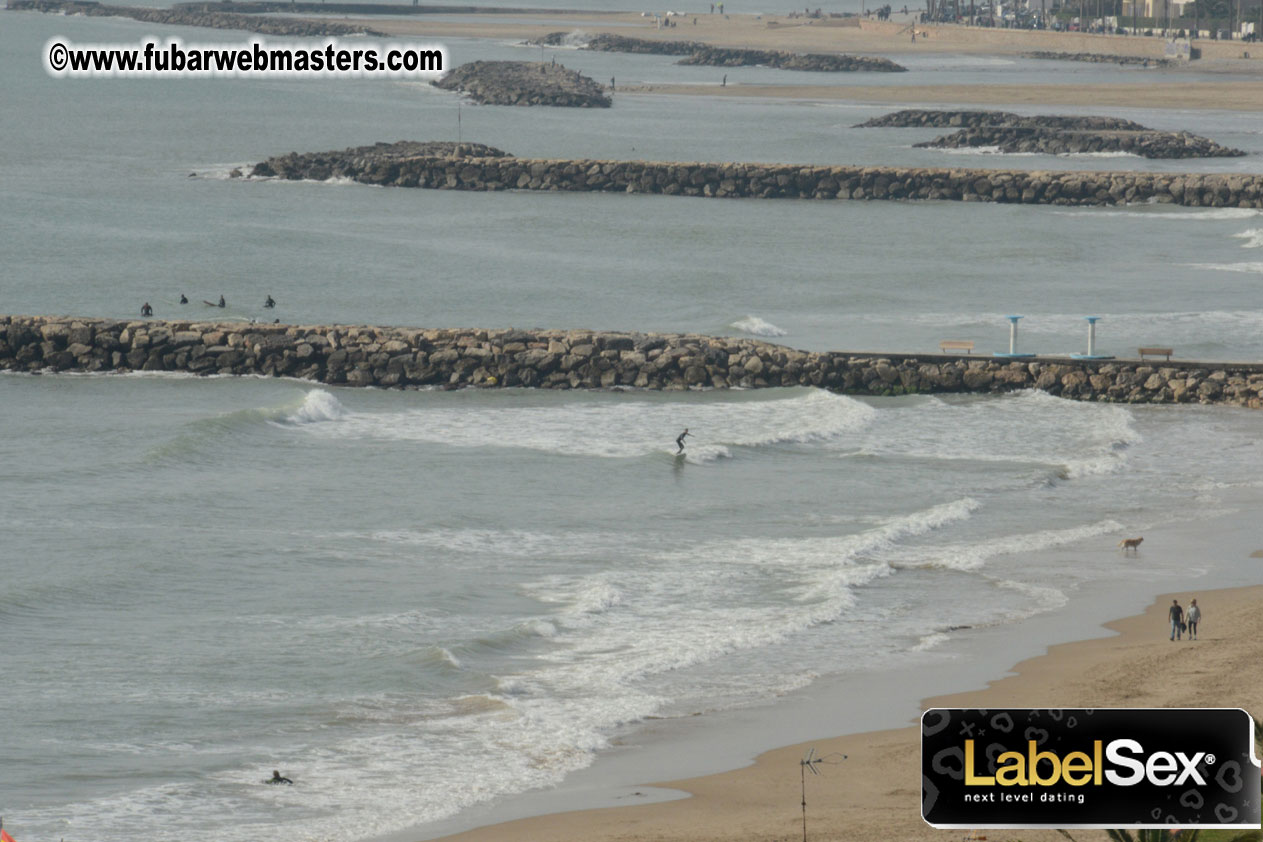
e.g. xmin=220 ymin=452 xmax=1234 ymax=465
xmin=859 ymin=110 xmax=1246 ymax=159
xmin=678 ymin=46 xmax=906 ymax=71
xmin=1022 ymin=51 xmax=1173 ymax=66
xmin=855 ymin=110 xmax=1150 ymax=130
xmin=432 ymin=61 xmax=611 ymax=107
xmin=529 ymin=32 xmax=705 ymax=55
xmin=5 ymin=0 xmax=384 ymax=36
xmin=4 ymin=315 xmax=1262 ymax=408
xmin=245 ymin=140 xmax=1263 ymax=208
xmin=917 ymin=127 xmax=1246 ymax=159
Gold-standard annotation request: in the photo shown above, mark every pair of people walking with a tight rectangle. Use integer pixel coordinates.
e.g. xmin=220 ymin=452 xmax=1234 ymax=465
xmin=1168 ymin=598 xmax=1201 ymax=640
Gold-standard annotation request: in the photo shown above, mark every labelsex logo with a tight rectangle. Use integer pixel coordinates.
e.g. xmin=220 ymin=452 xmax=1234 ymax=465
xmin=964 ymin=738 xmax=1211 ymax=787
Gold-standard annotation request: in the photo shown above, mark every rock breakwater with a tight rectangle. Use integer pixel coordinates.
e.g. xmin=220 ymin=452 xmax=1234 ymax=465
xmin=1022 ymin=51 xmax=1173 ymax=66
xmin=251 ymin=141 xmax=508 ymax=181
xmin=6 ymin=0 xmax=384 ymax=37
xmin=531 ymin=32 xmax=704 ymax=55
xmin=5 ymin=316 xmax=1263 ymax=408
xmin=677 ymin=46 xmax=905 ymax=72
xmin=918 ymin=127 xmax=1245 ymax=159
xmin=433 ymin=61 xmax=610 ymax=107
xmin=855 ymin=110 xmax=1150 ymax=130
xmin=860 ymin=109 xmax=1245 ymax=159
xmin=246 ymin=140 xmax=1263 ymax=208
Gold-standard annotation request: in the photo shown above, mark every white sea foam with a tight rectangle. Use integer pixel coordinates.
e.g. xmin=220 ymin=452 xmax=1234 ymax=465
xmin=292 ymin=388 xmax=877 ymax=461
xmin=993 ymin=579 xmax=1071 ymax=613
xmin=1186 ymin=261 xmax=1263 ymax=274
xmin=892 ymin=518 xmax=1124 ymax=572
xmin=912 ymin=632 xmax=951 ymax=651
xmin=856 ymin=390 xmax=1141 ymax=479
xmin=1058 ymin=150 xmax=1140 ymax=158
xmin=728 ymin=315 xmax=788 ymax=337
xmin=285 ymin=389 xmax=347 ymax=423
xmin=1054 ymin=206 xmax=1261 ymax=220
xmin=937 ymin=145 xmax=1006 ymax=155
xmin=1234 ymin=228 xmax=1263 ymax=249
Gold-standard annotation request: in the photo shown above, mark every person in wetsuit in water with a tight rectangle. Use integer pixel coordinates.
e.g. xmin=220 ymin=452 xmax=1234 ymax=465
xmin=676 ymin=428 xmax=690 ymax=454
xmin=268 ymin=770 xmax=293 ymax=784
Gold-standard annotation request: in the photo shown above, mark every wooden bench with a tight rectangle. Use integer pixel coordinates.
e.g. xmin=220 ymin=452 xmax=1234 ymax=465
xmin=1137 ymin=346 xmax=1173 ymax=361
xmin=940 ymin=340 xmax=975 ymax=354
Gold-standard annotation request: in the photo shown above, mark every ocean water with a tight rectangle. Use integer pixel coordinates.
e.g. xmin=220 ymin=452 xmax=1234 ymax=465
xmin=3 ymin=7 xmax=1263 ymax=842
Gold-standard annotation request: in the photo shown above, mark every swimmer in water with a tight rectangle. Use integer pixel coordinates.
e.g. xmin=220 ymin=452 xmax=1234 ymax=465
xmin=179 ymin=294 xmax=188 ymax=304
xmin=268 ymin=770 xmax=293 ymax=784
xmin=265 ymin=295 xmax=275 ymax=309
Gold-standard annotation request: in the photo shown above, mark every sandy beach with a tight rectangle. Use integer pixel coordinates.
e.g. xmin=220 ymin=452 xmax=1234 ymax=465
xmin=375 ymin=12 xmax=1263 ymax=62
xmin=436 ymin=584 xmax=1263 ymax=842
xmin=363 ymin=10 xmax=1263 ymax=110
xmin=613 ymin=80 xmax=1263 ymax=110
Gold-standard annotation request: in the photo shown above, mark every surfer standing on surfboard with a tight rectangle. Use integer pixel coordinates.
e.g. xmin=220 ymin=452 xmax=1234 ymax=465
xmin=676 ymin=428 xmax=690 ymax=454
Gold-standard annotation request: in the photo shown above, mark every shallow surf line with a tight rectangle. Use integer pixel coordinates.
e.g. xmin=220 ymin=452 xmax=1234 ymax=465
xmin=406 ymin=495 xmax=1263 ymax=842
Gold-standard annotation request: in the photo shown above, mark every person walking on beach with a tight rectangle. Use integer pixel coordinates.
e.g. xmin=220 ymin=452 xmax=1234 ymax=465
xmin=676 ymin=428 xmax=690 ymax=454
xmin=1186 ymin=598 xmax=1201 ymax=640
xmin=1168 ymin=598 xmax=1184 ymax=640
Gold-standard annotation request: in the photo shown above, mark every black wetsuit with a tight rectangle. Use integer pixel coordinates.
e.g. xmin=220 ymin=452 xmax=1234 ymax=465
xmin=676 ymin=430 xmax=690 ymax=453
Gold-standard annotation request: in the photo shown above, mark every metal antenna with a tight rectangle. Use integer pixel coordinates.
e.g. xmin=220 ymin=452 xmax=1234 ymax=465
xmin=800 ymin=747 xmax=846 ymax=842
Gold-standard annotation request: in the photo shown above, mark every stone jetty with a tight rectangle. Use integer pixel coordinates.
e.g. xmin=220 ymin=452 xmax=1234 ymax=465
xmin=855 ymin=110 xmax=1151 ymax=131
xmin=433 ymin=61 xmax=611 ymax=107
xmin=677 ymin=46 xmax=905 ymax=72
xmin=1022 ymin=51 xmax=1173 ymax=66
xmin=250 ymin=141 xmax=508 ymax=180
xmin=917 ymin=127 xmax=1245 ymax=159
xmin=531 ymin=32 xmax=705 ymax=56
xmin=858 ymin=109 xmax=1244 ymax=159
xmin=529 ymin=32 xmax=906 ymax=72
xmin=6 ymin=0 xmax=385 ymax=37
xmin=4 ymin=316 xmax=1263 ymax=408
xmin=245 ymin=140 xmax=1263 ymax=208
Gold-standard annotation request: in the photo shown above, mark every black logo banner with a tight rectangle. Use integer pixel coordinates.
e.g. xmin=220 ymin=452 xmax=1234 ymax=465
xmin=922 ymin=708 xmax=1261 ymax=828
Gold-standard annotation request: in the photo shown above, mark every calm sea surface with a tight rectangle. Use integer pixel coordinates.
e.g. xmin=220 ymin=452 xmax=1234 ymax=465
xmin=2 ymin=8 xmax=1263 ymax=842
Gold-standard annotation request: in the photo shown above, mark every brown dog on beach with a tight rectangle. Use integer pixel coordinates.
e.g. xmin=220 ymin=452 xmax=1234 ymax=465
xmin=1118 ymin=537 xmax=1144 ymax=554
